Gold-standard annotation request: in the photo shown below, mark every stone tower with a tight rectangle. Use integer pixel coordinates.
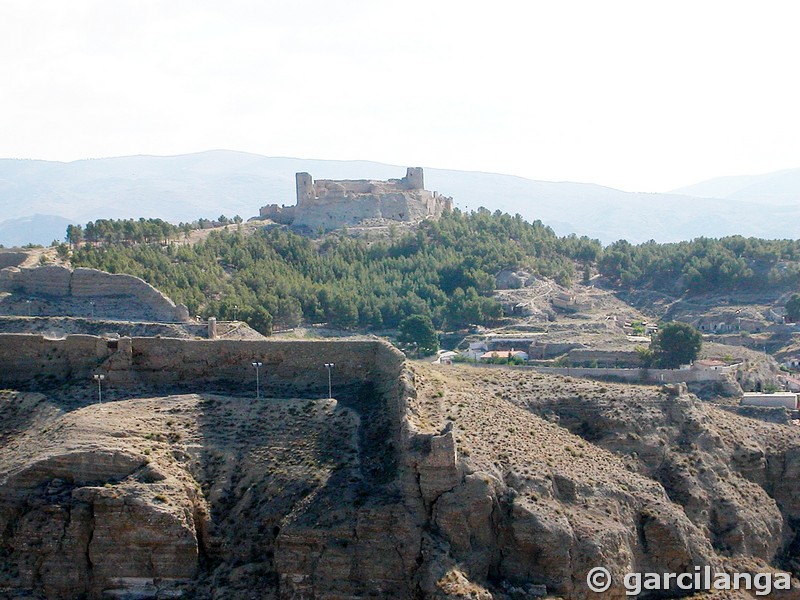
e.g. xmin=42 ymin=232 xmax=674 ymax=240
xmin=404 ymin=167 xmax=424 ymax=190
xmin=296 ymin=172 xmax=314 ymax=204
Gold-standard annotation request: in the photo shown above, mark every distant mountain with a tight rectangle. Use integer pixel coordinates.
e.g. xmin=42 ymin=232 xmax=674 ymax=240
xmin=0 ymin=150 xmax=798 ymax=246
xmin=672 ymin=167 xmax=800 ymax=205
xmin=0 ymin=214 xmax=75 ymax=248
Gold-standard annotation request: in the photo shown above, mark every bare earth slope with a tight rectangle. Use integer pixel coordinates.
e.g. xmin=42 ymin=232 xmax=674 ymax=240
xmin=0 ymin=391 xmax=366 ymax=599
xmin=3 ymin=351 xmax=800 ymax=599
xmin=409 ymin=364 xmax=800 ymax=598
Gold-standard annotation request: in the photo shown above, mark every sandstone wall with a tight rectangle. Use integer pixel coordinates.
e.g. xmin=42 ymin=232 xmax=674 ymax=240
xmin=294 ymin=191 xmax=452 ymax=231
xmin=0 ymin=333 xmax=113 ymax=385
xmin=0 ymin=265 xmax=190 ymax=322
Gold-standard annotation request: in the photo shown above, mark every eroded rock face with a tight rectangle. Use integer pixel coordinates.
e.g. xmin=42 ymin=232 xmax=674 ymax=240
xmin=495 ymin=270 xmax=534 ymax=290
xmin=520 ymin=383 xmax=800 ymax=575
xmin=0 ymin=450 xmax=199 ymax=599
xmin=3 ymin=352 xmax=800 ymax=599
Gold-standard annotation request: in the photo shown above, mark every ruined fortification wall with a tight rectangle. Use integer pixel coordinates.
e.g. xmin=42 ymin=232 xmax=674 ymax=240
xmin=0 ymin=265 xmax=190 ymax=322
xmin=257 ymin=204 xmax=296 ymax=224
xmin=0 ymin=333 xmax=112 ymax=384
xmin=530 ymin=365 xmax=726 ymax=383
xmin=0 ymin=334 xmax=420 ymax=599
xmin=291 ymin=168 xmax=452 ymax=231
xmin=0 ymin=252 xmax=27 ymax=269
xmin=0 ymin=334 xmax=403 ymax=396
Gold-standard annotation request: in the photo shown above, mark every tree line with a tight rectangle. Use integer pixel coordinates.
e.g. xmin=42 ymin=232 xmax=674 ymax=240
xmin=65 ymin=216 xmax=242 ymax=248
xmin=67 ymin=210 xmax=597 ymax=334
xmin=65 ymin=211 xmax=800 ymax=335
xmin=599 ymin=236 xmax=800 ymax=293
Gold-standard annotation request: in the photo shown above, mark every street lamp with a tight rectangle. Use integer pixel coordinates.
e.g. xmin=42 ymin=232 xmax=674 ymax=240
xmin=252 ymin=361 xmax=263 ymax=399
xmin=25 ymin=299 xmax=31 ymax=316
xmin=233 ymin=304 xmax=239 ymax=321
xmin=93 ymin=374 xmax=105 ymax=403
xmin=89 ymin=300 xmax=95 ymax=319
xmin=324 ymin=363 xmax=334 ymax=399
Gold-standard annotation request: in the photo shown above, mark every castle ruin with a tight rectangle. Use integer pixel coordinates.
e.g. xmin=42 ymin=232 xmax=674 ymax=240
xmin=259 ymin=168 xmax=452 ymax=231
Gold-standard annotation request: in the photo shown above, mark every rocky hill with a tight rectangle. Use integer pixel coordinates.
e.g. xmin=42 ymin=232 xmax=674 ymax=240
xmin=1 ymin=335 xmax=799 ymax=598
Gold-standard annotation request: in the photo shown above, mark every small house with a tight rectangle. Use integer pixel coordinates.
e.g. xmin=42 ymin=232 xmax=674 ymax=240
xmin=692 ymin=359 xmax=736 ymax=373
xmin=551 ymin=291 xmax=577 ymax=311
xmin=779 ymin=375 xmax=800 ymax=393
xmin=437 ymin=351 xmax=459 ymax=365
xmin=782 ymin=356 xmax=800 ymax=370
xmin=480 ymin=350 xmax=528 ymax=362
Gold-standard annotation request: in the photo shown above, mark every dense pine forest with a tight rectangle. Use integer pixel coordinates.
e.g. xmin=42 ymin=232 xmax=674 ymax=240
xmin=65 ymin=210 xmax=800 ymax=334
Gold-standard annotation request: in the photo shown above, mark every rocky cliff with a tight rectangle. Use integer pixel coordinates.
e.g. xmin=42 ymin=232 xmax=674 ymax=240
xmin=1 ymin=340 xmax=800 ymax=599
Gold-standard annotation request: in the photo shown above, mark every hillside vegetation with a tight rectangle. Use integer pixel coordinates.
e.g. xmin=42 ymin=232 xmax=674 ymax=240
xmin=66 ymin=210 xmax=800 ymax=335
xmin=601 ymin=237 xmax=800 ymax=293
xmin=69 ymin=210 xmax=596 ymax=332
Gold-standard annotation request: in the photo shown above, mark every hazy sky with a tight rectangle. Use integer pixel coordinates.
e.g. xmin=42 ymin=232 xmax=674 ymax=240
xmin=2 ymin=1 xmax=799 ymax=192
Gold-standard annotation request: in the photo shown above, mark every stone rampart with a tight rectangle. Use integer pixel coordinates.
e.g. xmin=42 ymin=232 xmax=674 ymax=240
xmin=11 ymin=265 xmax=73 ymax=296
xmin=0 ymin=334 xmax=403 ymax=397
xmin=258 ymin=204 xmax=296 ymax=224
xmin=0 ymin=334 xmax=415 ymax=599
xmin=0 ymin=265 xmax=190 ymax=322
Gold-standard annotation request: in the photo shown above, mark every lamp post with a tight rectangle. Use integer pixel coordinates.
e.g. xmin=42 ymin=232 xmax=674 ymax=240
xmin=25 ymin=299 xmax=31 ymax=316
xmin=324 ymin=363 xmax=334 ymax=399
xmin=252 ymin=361 xmax=263 ymax=399
xmin=89 ymin=300 xmax=95 ymax=319
xmin=233 ymin=305 xmax=238 ymax=321
xmin=93 ymin=374 xmax=105 ymax=403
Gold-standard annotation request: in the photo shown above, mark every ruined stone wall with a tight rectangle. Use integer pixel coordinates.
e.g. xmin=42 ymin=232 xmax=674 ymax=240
xmin=314 ymin=179 xmax=377 ymax=194
xmin=0 ymin=334 xmax=402 ymax=395
xmin=292 ymin=168 xmax=452 ymax=231
xmin=0 ymin=333 xmax=420 ymax=598
xmin=0 ymin=333 xmax=113 ymax=386
xmin=568 ymin=348 xmax=642 ymax=366
xmin=0 ymin=265 xmax=190 ymax=322
xmin=258 ymin=204 xmax=296 ymax=224
xmin=0 ymin=252 xmax=27 ymax=269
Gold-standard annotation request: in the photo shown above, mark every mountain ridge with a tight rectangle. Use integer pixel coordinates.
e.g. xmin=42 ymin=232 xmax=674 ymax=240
xmin=1 ymin=150 xmax=798 ymax=247
xmin=673 ymin=166 xmax=800 ymax=204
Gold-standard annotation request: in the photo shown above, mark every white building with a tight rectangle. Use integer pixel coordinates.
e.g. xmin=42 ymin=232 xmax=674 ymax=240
xmin=741 ymin=392 xmax=798 ymax=410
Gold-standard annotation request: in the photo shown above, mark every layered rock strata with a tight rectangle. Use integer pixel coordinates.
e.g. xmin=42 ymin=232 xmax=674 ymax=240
xmin=1 ymin=339 xmax=800 ymax=598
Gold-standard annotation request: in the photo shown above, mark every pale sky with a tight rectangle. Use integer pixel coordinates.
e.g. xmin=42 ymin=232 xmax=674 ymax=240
xmin=2 ymin=0 xmax=799 ymax=192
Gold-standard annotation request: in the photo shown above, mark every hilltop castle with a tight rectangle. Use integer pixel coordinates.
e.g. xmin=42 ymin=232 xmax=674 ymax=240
xmin=259 ymin=168 xmax=452 ymax=231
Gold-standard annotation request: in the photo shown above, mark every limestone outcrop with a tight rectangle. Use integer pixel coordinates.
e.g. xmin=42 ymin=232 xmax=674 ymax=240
xmin=0 ymin=265 xmax=190 ymax=322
